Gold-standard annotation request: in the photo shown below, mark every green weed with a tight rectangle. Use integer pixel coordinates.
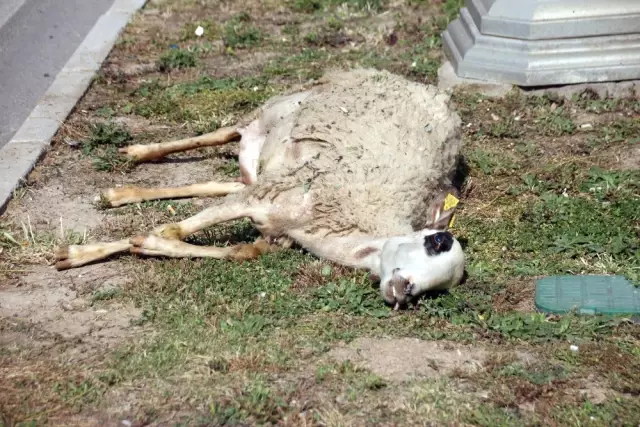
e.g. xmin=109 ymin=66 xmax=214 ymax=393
xmin=218 ymin=158 xmax=241 ymax=177
xmin=156 ymin=48 xmax=198 ymax=72
xmin=289 ymin=0 xmax=387 ymax=13
xmin=489 ymin=117 xmax=523 ymax=138
xmin=82 ymin=122 xmax=134 ymax=172
xmin=91 ymin=288 xmax=122 ymax=303
xmin=467 ymin=148 xmax=519 ymax=175
xmin=223 ymin=13 xmax=263 ymax=49
xmin=83 ymin=122 xmax=131 ymax=151
xmin=312 ymin=278 xmax=390 ymax=318
xmin=534 ymin=107 xmax=576 ymax=136
xmin=132 ymin=75 xmax=274 ymax=123
xmin=497 ymin=362 xmax=569 ymax=385
xmin=598 ymin=118 xmax=640 ymax=143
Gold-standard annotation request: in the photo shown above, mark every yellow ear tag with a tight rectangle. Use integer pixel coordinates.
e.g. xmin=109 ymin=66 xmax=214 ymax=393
xmin=443 ymin=193 xmax=459 ymax=211
xmin=443 ymin=193 xmax=460 ymax=229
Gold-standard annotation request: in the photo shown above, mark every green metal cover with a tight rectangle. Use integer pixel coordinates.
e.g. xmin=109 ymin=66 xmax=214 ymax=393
xmin=535 ymin=275 xmax=640 ymax=315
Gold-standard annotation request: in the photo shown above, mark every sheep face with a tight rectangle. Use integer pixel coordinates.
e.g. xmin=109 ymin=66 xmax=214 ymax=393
xmin=378 ymin=229 xmax=465 ymax=310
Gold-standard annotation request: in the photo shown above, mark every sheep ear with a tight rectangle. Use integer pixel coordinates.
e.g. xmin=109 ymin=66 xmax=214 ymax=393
xmin=426 ymin=189 xmax=459 ymax=231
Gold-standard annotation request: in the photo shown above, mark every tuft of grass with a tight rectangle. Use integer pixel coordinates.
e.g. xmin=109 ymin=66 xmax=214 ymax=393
xmin=1 ymin=217 xmax=91 ymax=295
xmin=132 ymin=75 xmax=274 ymax=123
xmin=467 ymin=148 xmax=519 ymax=175
xmin=263 ymin=48 xmax=327 ymax=81
xmin=218 ymin=158 xmax=241 ymax=177
xmin=91 ymin=288 xmax=123 ymax=303
xmin=289 ymin=0 xmax=387 ymax=13
xmin=598 ymin=118 xmax=640 ymax=143
xmin=312 ymin=278 xmax=390 ymax=318
xmin=489 ymin=117 xmax=523 ymax=138
xmin=156 ymin=48 xmax=197 ymax=72
xmin=222 ymin=13 xmax=263 ymax=50
xmin=535 ymin=106 xmax=576 ymax=136
xmin=95 ymin=106 xmax=115 ymax=118
xmin=81 ymin=122 xmax=134 ymax=172
xmin=442 ymin=0 xmax=464 ymax=22
xmin=408 ymin=57 xmax=441 ymax=81
xmin=83 ymin=122 xmax=131 ymax=151
xmin=289 ymin=0 xmax=326 ymax=13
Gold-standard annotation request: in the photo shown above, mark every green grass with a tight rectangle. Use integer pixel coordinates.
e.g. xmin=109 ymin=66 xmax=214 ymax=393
xmin=467 ymin=148 xmax=520 ymax=175
xmin=156 ymin=48 xmax=198 ymax=72
xmin=90 ymin=288 xmax=123 ymax=303
xmin=222 ymin=13 xmax=264 ymax=50
xmin=3 ymin=0 xmax=640 ymax=424
xmin=100 ymin=227 xmax=631 ymax=408
xmin=534 ymin=106 xmax=576 ymax=136
xmin=81 ymin=122 xmax=134 ymax=172
xmin=289 ymin=0 xmax=388 ymax=13
xmin=131 ymin=75 xmax=275 ymax=124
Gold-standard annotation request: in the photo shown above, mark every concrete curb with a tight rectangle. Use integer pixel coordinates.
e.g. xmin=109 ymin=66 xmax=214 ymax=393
xmin=0 ymin=0 xmax=148 ymax=215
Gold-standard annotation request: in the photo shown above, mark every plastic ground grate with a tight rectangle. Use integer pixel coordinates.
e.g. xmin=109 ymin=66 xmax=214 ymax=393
xmin=535 ymin=275 xmax=640 ymax=315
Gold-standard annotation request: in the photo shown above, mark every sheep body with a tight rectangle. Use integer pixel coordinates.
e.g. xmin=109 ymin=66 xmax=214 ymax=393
xmin=55 ymin=68 xmax=465 ymax=308
xmin=240 ymin=68 xmax=462 ymax=239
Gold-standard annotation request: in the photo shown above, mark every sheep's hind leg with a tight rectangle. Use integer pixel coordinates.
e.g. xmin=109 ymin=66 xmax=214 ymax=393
xmin=131 ymin=197 xmax=291 ymax=260
xmin=119 ymin=126 xmax=240 ymax=162
xmin=98 ymin=120 xmax=265 ymax=207
xmin=98 ymin=181 xmax=246 ymax=208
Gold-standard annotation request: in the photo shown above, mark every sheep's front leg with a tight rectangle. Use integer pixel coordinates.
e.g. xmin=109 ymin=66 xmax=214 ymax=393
xmin=54 ymin=239 xmax=133 ymax=270
xmin=128 ymin=200 xmax=286 ymax=260
xmin=152 ymin=201 xmax=262 ymax=240
xmin=54 ymin=202 xmax=267 ymax=270
xmin=129 ymin=235 xmax=276 ymax=261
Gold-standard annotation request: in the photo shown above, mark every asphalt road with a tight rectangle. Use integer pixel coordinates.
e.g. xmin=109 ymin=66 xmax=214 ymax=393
xmin=0 ymin=0 xmax=115 ymax=149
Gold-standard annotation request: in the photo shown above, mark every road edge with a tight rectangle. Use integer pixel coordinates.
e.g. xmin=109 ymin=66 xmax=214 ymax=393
xmin=0 ymin=0 xmax=148 ymax=215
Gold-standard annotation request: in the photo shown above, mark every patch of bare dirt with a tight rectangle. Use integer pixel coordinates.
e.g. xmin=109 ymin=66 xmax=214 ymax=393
xmin=328 ymin=337 xmax=534 ymax=382
xmin=0 ymin=263 xmax=139 ymax=350
xmin=292 ymin=260 xmax=355 ymax=291
xmin=0 ymin=262 xmax=143 ymax=424
xmin=9 ymin=179 xmax=106 ymax=233
xmin=0 ymin=97 xmax=241 ymax=423
xmin=577 ymin=382 xmax=611 ymax=405
xmin=202 ymin=51 xmax=282 ymax=80
xmin=492 ymin=279 xmax=536 ymax=313
xmin=619 ymin=144 xmax=640 ymax=170
xmin=5 ymin=140 xmax=232 ymax=236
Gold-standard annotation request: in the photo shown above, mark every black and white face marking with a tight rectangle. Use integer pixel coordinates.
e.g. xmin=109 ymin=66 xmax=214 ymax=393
xmin=423 ymin=231 xmax=454 ymax=256
xmin=378 ymin=229 xmax=465 ymax=309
